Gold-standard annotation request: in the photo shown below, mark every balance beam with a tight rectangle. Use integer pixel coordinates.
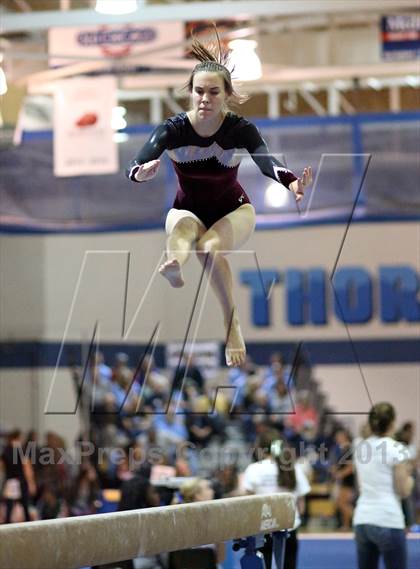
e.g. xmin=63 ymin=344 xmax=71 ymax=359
xmin=0 ymin=493 xmax=295 ymax=569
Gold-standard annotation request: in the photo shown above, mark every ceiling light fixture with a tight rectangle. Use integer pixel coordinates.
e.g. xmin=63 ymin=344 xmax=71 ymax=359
xmin=228 ymin=39 xmax=262 ymax=81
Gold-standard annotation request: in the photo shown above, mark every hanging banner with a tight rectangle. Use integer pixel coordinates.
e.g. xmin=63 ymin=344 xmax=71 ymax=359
xmin=49 ymin=22 xmax=184 ymax=69
xmin=381 ymin=14 xmax=420 ymax=61
xmin=53 ymin=76 xmax=118 ymax=177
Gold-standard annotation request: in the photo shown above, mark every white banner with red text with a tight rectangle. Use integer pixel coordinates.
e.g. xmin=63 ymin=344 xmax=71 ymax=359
xmin=53 ymin=76 xmax=118 ymax=177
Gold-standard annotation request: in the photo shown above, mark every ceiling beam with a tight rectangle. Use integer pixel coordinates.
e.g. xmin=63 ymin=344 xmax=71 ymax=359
xmin=115 ymin=60 xmax=420 ymax=92
xmin=12 ymin=0 xmax=32 ymax=11
xmin=1 ymin=0 xmax=418 ymax=34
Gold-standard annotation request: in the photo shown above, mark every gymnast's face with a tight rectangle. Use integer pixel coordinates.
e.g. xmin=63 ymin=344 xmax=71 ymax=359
xmin=191 ymin=72 xmax=228 ymax=121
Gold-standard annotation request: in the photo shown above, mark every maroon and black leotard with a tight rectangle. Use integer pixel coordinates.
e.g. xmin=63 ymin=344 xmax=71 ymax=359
xmin=126 ymin=112 xmax=297 ymax=229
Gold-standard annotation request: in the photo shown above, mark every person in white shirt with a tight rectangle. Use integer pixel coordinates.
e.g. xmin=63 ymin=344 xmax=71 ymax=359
xmin=242 ymin=429 xmax=311 ymax=569
xmin=353 ymin=402 xmax=414 ymax=569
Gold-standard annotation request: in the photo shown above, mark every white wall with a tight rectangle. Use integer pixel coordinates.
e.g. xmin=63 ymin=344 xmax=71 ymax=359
xmin=0 ymin=237 xmax=45 ymax=339
xmin=313 ymin=363 xmax=420 ymax=446
xmin=0 ymin=221 xmax=419 ymax=444
xmin=259 ymin=24 xmax=380 ymax=67
xmin=1 ymin=221 xmax=419 ymax=343
xmin=0 ymin=368 xmax=82 ymax=448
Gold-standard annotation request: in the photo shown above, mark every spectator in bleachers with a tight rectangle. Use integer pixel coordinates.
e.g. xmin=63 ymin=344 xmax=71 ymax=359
xmin=86 ymin=352 xmax=119 ymax=448
xmin=171 ymin=353 xmax=205 ymax=393
xmin=285 ymin=390 xmax=319 ymax=434
xmin=186 ymin=394 xmax=221 ymax=449
xmin=90 ymin=352 xmax=113 ymax=411
xmin=228 ymin=355 xmax=259 ymax=410
xmin=262 ymin=352 xmax=286 ymax=393
xmin=40 ymin=431 xmax=71 ymax=496
xmin=118 ymin=474 xmax=163 ymax=569
xmin=111 ymin=362 xmax=137 ymax=411
xmin=241 ymin=379 xmax=271 ymax=443
xmin=37 ymin=486 xmax=68 ymax=520
xmin=176 ymin=478 xmax=225 ymax=566
xmin=395 ymin=421 xmax=417 ymax=461
xmin=395 ymin=421 xmax=417 ymax=529
xmin=113 ymin=351 xmax=131 ymax=377
xmin=153 ymin=405 xmax=188 ymax=461
xmin=134 ymin=355 xmax=170 ymax=410
xmin=119 ymin=473 xmax=160 ymax=511
xmin=96 ymin=351 xmax=113 ymax=382
xmin=287 ymin=420 xmax=327 ymax=485
xmin=0 ymin=429 xmax=36 ymax=523
xmin=267 ymin=377 xmax=294 ymax=432
xmin=23 ymin=429 xmax=41 ymax=483
xmin=67 ymin=460 xmax=100 ymax=516
xmin=213 ymin=464 xmax=244 ymax=498
xmin=330 ymin=428 xmax=355 ymax=530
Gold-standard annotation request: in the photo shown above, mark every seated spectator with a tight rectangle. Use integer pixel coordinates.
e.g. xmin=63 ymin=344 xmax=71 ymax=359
xmin=171 ymin=353 xmax=205 ymax=394
xmin=96 ymin=351 xmax=112 ymax=381
xmin=262 ymin=352 xmax=286 ymax=393
xmin=86 ymin=352 xmax=114 ymax=418
xmin=228 ymin=355 xmax=259 ymax=410
xmin=153 ymin=405 xmax=188 ymax=461
xmin=395 ymin=421 xmax=417 ymax=529
xmin=118 ymin=475 xmax=164 ymax=569
xmin=330 ymin=428 xmax=355 ymax=530
xmin=111 ymin=365 xmax=138 ymax=412
xmin=119 ymin=475 xmax=160 ymax=511
xmin=0 ymin=429 xmax=36 ymax=523
xmin=173 ymin=478 xmax=224 ymax=567
xmin=186 ymin=394 xmax=225 ymax=448
xmin=286 ymin=390 xmax=319 ymax=434
xmin=213 ymin=465 xmax=244 ymax=498
xmin=133 ymin=355 xmax=169 ymax=408
xmin=240 ymin=381 xmax=270 ymax=443
xmin=67 ymin=460 xmax=101 ymax=516
xmin=38 ymin=486 xmax=68 ymax=520
xmin=267 ymin=378 xmax=294 ymax=432
xmin=395 ymin=422 xmax=417 ymax=461
xmin=113 ymin=352 xmax=131 ymax=379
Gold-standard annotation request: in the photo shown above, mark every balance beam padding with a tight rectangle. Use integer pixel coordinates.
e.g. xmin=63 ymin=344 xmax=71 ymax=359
xmin=0 ymin=493 xmax=295 ymax=569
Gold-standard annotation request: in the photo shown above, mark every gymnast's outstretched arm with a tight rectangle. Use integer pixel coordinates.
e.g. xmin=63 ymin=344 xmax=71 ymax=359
xmin=240 ymin=121 xmax=298 ymax=188
xmin=125 ymin=123 xmax=170 ymax=182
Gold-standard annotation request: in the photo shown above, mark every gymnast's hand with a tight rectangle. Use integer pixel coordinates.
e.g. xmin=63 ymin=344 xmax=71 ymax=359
xmin=134 ymin=159 xmax=161 ymax=182
xmin=289 ymin=166 xmax=312 ymax=203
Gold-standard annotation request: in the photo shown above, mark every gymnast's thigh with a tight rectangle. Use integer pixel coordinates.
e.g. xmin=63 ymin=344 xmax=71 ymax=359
xmin=201 ymin=203 xmax=256 ymax=253
xmin=165 ymin=208 xmax=207 ymax=236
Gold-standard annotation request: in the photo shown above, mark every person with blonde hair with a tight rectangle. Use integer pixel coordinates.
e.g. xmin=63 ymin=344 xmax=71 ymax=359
xmin=127 ymin=29 xmax=311 ymax=368
xmin=174 ymin=478 xmax=224 ymax=567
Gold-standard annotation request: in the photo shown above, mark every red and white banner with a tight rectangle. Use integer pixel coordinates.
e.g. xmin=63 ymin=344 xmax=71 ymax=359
xmin=53 ymin=76 xmax=118 ymax=177
xmin=49 ymin=22 xmax=184 ymax=68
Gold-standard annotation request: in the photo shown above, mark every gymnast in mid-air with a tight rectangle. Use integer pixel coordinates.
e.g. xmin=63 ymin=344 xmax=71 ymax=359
xmin=126 ymin=30 xmax=312 ymax=368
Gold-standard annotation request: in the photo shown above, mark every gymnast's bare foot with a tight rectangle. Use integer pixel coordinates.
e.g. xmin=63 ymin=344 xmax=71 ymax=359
xmin=159 ymin=258 xmax=184 ymax=288
xmin=225 ymin=314 xmax=246 ymax=367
